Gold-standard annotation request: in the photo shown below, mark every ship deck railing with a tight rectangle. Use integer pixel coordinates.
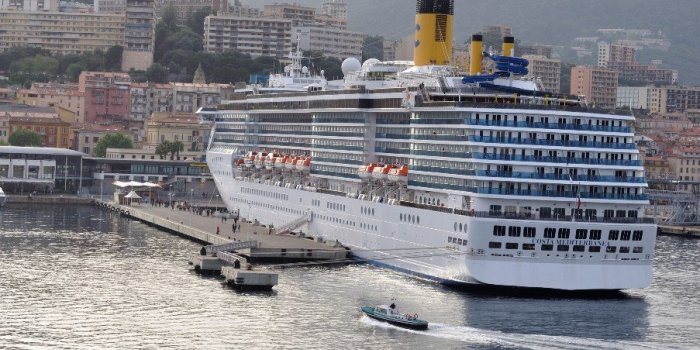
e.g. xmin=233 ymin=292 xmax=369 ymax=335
xmin=398 ymin=201 xmax=655 ymax=225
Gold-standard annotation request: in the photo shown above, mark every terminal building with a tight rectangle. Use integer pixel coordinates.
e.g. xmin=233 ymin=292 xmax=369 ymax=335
xmin=0 ymin=146 xmax=86 ymax=194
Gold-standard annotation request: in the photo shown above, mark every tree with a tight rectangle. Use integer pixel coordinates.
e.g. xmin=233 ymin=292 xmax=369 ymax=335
xmin=186 ymin=7 xmax=210 ymax=36
xmin=105 ymin=45 xmax=124 ymax=71
xmin=170 ymin=140 xmax=184 ymax=160
xmin=66 ymin=63 xmax=86 ymax=81
xmin=155 ymin=140 xmax=172 ymax=160
xmin=94 ymin=133 xmax=133 ymax=157
xmin=8 ymin=129 xmax=42 ymax=147
xmin=146 ymin=63 xmax=169 ymax=83
xmin=362 ymin=35 xmax=385 ymax=62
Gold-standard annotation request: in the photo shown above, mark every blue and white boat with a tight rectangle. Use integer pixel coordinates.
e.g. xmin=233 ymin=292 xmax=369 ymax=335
xmin=361 ymin=303 xmax=428 ymax=330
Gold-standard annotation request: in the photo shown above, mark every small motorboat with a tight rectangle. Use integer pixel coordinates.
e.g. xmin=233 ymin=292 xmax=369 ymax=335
xmin=360 ymin=303 xmax=428 ymax=330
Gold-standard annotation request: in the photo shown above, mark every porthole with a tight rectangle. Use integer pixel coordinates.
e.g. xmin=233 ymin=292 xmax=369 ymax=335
xmin=459 ymin=223 xmax=463 ymax=231
xmin=400 ymin=213 xmax=403 ymax=221
xmin=417 ymin=217 xmax=420 ymax=225
xmin=454 ymin=222 xmax=458 ymax=231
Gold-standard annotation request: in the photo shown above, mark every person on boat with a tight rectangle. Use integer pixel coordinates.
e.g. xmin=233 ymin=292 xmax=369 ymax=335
xmin=390 ymin=302 xmax=396 ymax=310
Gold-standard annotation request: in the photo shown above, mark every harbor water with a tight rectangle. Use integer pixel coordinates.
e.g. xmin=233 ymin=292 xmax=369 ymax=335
xmin=0 ymin=205 xmax=698 ymax=349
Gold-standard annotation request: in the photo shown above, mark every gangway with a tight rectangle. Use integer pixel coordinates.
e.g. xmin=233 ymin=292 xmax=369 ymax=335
xmin=274 ymin=211 xmax=312 ymax=235
xmin=648 ymin=190 xmax=700 ymax=225
xmin=201 ymin=240 xmax=258 ymax=256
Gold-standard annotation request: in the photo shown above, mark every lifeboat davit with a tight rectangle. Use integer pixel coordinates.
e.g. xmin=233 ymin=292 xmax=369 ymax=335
xmin=388 ymin=165 xmax=409 ymax=183
xmin=253 ymin=152 xmax=267 ymax=170
xmin=243 ymin=151 xmax=257 ymax=168
xmin=264 ymin=153 xmax=280 ymax=170
xmin=372 ymin=164 xmax=397 ymax=180
xmin=285 ymin=156 xmax=298 ymax=170
xmin=358 ymin=163 xmax=380 ymax=179
xmin=296 ymin=157 xmax=311 ymax=172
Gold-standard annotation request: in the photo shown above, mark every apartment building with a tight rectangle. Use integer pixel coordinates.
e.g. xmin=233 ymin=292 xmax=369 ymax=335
xmin=570 ymin=66 xmax=619 ymax=109
xmin=203 ymin=15 xmax=292 ymax=58
xmin=122 ymin=0 xmax=155 ymax=71
xmin=263 ymin=3 xmax=315 ymax=26
xmin=78 ymin=72 xmax=131 ymax=125
xmin=0 ymin=11 xmax=125 ymax=54
xmin=0 ymin=0 xmax=57 ymax=11
xmin=294 ymin=26 xmax=364 ymax=61
xmin=648 ymin=86 xmax=700 ymax=115
xmin=2 ymin=105 xmax=72 ymax=148
xmin=145 ymin=112 xmax=209 ymax=152
xmin=16 ymin=83 xmax=85 ymax=124
xmin=523 ymin=55 xmax=561 ymax=93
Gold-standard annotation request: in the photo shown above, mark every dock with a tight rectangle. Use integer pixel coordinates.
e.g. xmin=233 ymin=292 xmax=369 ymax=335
xmin=658 ymin=225 xmax=700 ymax=238
xmin=93 ymin=199 xmax=350 ymax=289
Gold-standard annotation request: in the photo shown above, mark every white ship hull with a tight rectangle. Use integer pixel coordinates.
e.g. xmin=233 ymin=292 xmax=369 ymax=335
xmin=209 ymin=152 xmax=655 ymax=291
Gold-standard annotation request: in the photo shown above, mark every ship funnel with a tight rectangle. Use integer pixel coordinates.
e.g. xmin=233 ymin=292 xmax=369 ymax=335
xmin=469 ymin=34 xmax=483 ymax=75
xmin=413 ymin=0 xmax=454 ymax=66
xmin=502 ymin=36 xmax=515 ymax=57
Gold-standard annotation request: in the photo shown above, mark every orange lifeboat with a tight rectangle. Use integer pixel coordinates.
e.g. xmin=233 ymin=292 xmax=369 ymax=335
xmin=264 ymin=153 xmax=280 ymax=170
xmin=388 ymin=165 xmax=409 ymax=183
xmin=372 ymin=164 xmax=397 ymax=180
xmin=275 ymin=155 xmax=288 ymax=169
xmin=285 ymin=156 xmax=298 ymax=170
xmin=358 ymin=163 xmax=380 ymax=179
xmin=296 ymin=157 xmax=311 ymax=172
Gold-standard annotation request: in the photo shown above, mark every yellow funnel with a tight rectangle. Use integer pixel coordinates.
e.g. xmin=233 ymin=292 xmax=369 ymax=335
xmin=502 ymin=36 xmax=515 ymax=57
xmin=413 ymin=0 xmax=454 ymax=66
xmin=470 ymin=34 xmax=483 ymax=75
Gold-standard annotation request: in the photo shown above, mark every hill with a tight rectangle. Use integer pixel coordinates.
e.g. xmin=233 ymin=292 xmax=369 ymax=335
xmin=245 ymin=0 xmax=700 ymax=83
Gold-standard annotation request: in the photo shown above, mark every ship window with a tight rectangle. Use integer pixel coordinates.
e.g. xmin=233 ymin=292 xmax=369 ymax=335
xmin=459 ymin=223 xmax=463 ymax=231
xmin=632 ymin=231 xmax=643 ymax=241
xmin=417 ymin=217 xmax=420 ymax=225
xmin=633 ymin=247 xmax=643 ymax=253
xmin=523 ymin=227 xmax=536 ymax=238
xmin=553 ymin=208 xmax=566 ymax=218
xmin=557 ymin=228 xmax=570 ymax=239
xmin=628 ymin=210 xmax=638 ymax=218
xmin=454 ymin=222 xmax=457 ymax=231
xmin=573 ymin=245 xmax=585 ymax=252
xmin=557 ymin=245 xmax=570 ymax=252
xmin=590 ymin=230 xmax=602 ymax=240
xmin=606 ymin=246 xmax=617 ymax=253
xmin=544 ymin=228 xmax=556 ymax=239
xmin=604 ymin=210 xmax=614 ymax=218
xmin=489 ymin=242 xmax=502 ymax=249
xmin=505 ymin=243 xmax=518 ymax=250
xmin=608 ymin=230 xmax=620 ymax=240
xmin=616 ymin=210 xmax=627 ymax=218
xmin=400 ymin=213 xmax=403 ymax=221
xmin=489 ymin=205 xmax=502 ymax=215
xmin=619 ymin=247 xmax=630 ymax=253
xmin=541 ymin=244 xmax=554 ymax=251
xmin=457 ymin=239 xmax=463 ymax=245
xmin=620 ymin=230 xmax=631 ymax=241
xmin=463 ymin=240 xmax=468 ymax=246
xmin=575 ymin=229 xmax=588 ymax=240
xmin=508 ymin=226 xmax=521 ymax=237
xmin=539 ymin=207 xmax=552 ymax=219
xmin=523 ymin=244 xmax=535 ymax=251
xmin=585 ymin=209 xmax=597 ymax=219
xmin=589 ymin=246 xmax=601 ymax=253
xmin=492 ymin=226 xmax=506 ymax=236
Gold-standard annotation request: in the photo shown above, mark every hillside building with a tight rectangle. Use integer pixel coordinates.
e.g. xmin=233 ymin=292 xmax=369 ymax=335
xmin=570 ymin=66 xmax=619 ymax=109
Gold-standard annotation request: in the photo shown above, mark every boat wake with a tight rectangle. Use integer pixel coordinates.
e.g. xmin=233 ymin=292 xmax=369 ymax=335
xmin=359 ymin=316 xmax=664 ymax=350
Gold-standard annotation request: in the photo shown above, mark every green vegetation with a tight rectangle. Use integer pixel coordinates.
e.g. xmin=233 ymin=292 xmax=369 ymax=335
xmin=155 ymin=140 xmax=185 ymax=160
xmin=8 ymin=129 xmax=42 ymax=147
xmin=0 ymin=46 xmax=124 ymax=87
xmin=362 ymin=35 xmax=385 ymax=61
xmin=94 ymin=133 xmax=133 ymax=157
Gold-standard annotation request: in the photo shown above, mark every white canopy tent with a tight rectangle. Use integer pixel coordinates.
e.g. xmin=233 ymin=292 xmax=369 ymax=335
xmin=124 ymin=190 xmax=142 ymax=206
xmin=113 ymin=181 xmax=162 ymax=189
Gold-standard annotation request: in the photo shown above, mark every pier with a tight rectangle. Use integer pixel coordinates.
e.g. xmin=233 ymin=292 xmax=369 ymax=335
xmin=658 ymin=225 xmax=700 ymax=238
xmin=93 ymin=199 xmax=350 ymax=289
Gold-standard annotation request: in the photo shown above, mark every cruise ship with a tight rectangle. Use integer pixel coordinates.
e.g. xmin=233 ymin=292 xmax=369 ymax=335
xmin=199 ymin=0 xmax=656 ymax=291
